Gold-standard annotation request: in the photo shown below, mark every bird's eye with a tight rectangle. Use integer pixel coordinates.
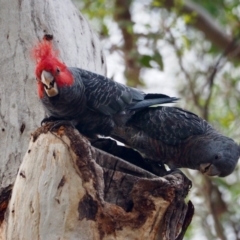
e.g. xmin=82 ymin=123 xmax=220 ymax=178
xmin=56 ymin=68 xmax=60 ymax=74
xmin=215 ymin=155 xmax=219 ymax=160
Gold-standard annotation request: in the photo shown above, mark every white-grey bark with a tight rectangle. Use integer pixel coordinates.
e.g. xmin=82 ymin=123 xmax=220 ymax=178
xmin=0 ymin=0 xmax=106 ymax=189
xmin=0 ymin=126 xmax=192 ymax=240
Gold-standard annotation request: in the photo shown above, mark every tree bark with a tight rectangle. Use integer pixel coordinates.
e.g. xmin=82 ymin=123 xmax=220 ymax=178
xmin=0 ymin=125 xmax=193 ymax=240
xmin=0 ymin=0 xmax=106 ymax=192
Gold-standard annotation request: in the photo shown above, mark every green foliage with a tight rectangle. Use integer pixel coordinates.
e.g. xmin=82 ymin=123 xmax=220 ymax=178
xmin=77 ymin=0 xmax=114 ymax=34
xmin=192 ymin=0 xmax=240 ymax=30
xmin=192 ymin=0 xmax=224 ymax=17
xmin=182 ymin=12 xmax=197 ymax=24
xmin=80 ymin=0 xmax=113 ymax=19
xmin=151 ymin=0 xmax=163 ymax=8
xmin=139 ymin=52 xmax=164 ymax=70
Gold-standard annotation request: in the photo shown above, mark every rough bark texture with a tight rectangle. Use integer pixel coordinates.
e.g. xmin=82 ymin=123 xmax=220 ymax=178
xmin=0 ymin=0 xmax=106 ymax=191
xmin=0 ymin=125 xmax=193 ymax=240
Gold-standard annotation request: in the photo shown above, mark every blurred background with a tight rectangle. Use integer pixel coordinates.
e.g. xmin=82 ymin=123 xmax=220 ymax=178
xmin=74 ymin=0 xmax=240 ymax=239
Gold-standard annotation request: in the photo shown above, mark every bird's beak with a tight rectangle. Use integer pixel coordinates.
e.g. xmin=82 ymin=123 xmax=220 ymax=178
xmin=41 ymin=70 xmax=58 ymax=97
xmin=199 ymin=163 xmax=221 ymax=176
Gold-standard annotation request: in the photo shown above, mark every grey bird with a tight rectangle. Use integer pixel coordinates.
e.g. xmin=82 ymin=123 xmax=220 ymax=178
xmin=110 ymin=107 xmax=240 ymax=177
xmin=33 ymin=40 xmax=178 ymax=136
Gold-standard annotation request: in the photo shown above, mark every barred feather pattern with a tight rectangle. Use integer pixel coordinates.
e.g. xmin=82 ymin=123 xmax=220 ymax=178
xmin=111 ymin=107 xmax=240 ymax=177
xmin=33 ymin=40 xmax=179 ymax=135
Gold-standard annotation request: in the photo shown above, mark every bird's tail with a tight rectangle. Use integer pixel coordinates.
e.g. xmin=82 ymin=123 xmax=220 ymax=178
xmin=129 ymin=94 xmax=179 ymax=111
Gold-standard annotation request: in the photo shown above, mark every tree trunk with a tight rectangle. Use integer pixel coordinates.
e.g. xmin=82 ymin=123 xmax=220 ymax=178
xmin=0 ymin=0 xmax=193 ymax=239
xmin=0 ymin=125 xmax=193 ymax=240
xmin=0 ymin=0 xmax=105 ymax=194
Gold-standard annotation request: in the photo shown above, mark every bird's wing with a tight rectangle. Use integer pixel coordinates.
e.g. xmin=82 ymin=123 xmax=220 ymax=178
xmin=70 ymin=67 xmax=179 ymax=116
xmin=129 ymin=107 xmax=209 ymax=145
xmin=70 ymin=67 xmax=144 ymax=115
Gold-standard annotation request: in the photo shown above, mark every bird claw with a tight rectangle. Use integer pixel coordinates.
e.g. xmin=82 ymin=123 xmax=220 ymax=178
xmin=41 ymin=116 xmax=59 ymax=126
xmin=41 ymin=117 xmax=75 ymax=132
xmin=49 ymin=120 xmax=75 ymax=132
xmin=145 ymin=161 xmax=168 ymax=176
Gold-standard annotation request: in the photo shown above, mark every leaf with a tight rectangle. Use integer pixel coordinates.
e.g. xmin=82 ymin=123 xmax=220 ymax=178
xmin=182 ymin=36 xmax=191 ymax=50
xmin=101 ymin=23 xmax=109 ymax=37
xmin=139 ymin=52 xmax=164 ymax=70
xmin=139 ymin=55 xmax=152 ymax=68
xmin=152 ymin=51 xmax=164 ymax=70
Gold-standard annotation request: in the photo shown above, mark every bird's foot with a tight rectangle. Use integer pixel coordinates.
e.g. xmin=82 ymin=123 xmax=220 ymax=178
xmin=41 ymin=116 xmax=60 ymax=126
xmin=144 ymin=160 xmax=168 ymax=176
xmin=41 ymin=117 xmax=75 ymax=132
xmin=164 ymin=168 xmax=192 ymax=190
xmin=165 ymin=168 xmax=182 ymax=175
xmin=49 ymin=120 xmax=75 ymax=132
